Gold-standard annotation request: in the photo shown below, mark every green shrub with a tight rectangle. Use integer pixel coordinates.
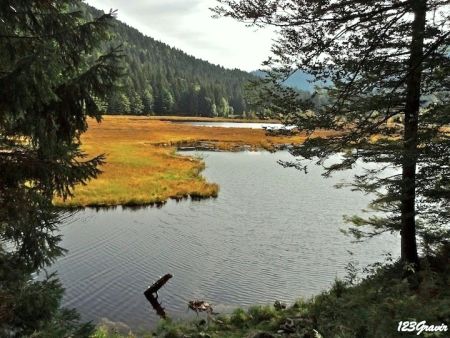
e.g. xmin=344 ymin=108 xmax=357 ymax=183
xmin=230 ymin=308 xmax=250 ymax=327
xmin=247 ymin=306 xmax=277 ymax=323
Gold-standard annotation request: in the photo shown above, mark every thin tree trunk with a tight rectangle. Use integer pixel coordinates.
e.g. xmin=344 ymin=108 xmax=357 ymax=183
xmin=401 ymin=0 xmax=426 ymax=267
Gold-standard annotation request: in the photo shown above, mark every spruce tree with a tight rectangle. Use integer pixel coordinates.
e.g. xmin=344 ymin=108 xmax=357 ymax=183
xmin=129 ymin=90 xmax=144 ymax=115
xmin=86 ymin=4 xmax=257 ymax=117
xmin=214 ymin=0 xmax=450 ymax=269
xmin=0 ymin=1 xmax=121 ymax=335
xmin=155 ymin=86 xmax=175 ymax=115
xmin=142 ymin=88 xmax=155 ymax=114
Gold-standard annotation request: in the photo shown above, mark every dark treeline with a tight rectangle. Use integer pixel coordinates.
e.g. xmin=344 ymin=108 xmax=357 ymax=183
xmin=85 ymin=6 xmax=255 ymax=117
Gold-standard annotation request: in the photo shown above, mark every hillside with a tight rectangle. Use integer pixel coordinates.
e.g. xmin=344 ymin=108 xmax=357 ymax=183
xmin=252 ymin=69 xmax=315 ymax=92
xmin=252 ymin=70 xmax=330 ymax=108
xmin=84 ymin=6 xmax=257 ymax=117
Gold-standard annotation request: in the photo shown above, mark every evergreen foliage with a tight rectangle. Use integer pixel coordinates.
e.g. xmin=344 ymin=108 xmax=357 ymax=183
xmin=84 ymin=6 xmax=256 ymax=117
xmin=0 ymin=0 xmax=121 ymax=335
xmin=214 ymin=0 xmax=450 ymax=269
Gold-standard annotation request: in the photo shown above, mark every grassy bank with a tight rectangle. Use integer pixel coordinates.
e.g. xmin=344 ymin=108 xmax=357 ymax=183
xmin=92 ymin=247 xmax=450 ymax=338
xmin=55 ymin=116 xmax=309 ymax=207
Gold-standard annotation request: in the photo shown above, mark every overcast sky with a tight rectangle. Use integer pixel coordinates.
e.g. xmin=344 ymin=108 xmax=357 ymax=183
xmin=85 ymin=0 xmax=276 ymax=71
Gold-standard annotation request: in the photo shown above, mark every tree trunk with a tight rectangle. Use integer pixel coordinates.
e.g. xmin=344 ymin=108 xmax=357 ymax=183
xmin=401 ymin=0 xmax=426 ymax=267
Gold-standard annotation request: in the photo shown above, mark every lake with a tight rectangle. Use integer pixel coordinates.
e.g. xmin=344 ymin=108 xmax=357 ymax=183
xmin=52 ymin=150 xmax=399 ymax=331
xmin=171 ymin=121 xmax=294 ymax=129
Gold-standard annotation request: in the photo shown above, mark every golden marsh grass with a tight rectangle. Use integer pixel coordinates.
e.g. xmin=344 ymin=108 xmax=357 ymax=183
xmin=55 ymin=115 xmax=313 ymax=208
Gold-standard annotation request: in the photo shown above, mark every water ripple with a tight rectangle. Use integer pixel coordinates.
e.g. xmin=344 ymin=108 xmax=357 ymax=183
xmin=51 ymin=151 xmax=399 ymax=330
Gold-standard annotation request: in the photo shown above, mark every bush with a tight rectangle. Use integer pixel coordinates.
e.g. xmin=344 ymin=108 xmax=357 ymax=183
xmin=247 ymin=306 xmax=278 ymax=324
xmin=230 ymin=308 xmax=250 ymax=327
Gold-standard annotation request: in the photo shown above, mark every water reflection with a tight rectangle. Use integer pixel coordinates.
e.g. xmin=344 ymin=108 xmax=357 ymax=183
xmin=144 ymin=274 xmax=173 ymax=319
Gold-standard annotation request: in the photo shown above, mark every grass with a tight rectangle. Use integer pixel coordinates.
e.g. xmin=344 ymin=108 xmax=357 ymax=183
xmin=92 ymin=245 xmax=450 ymax=337
xmin=55 ymin=115 xmax=313 ymax=208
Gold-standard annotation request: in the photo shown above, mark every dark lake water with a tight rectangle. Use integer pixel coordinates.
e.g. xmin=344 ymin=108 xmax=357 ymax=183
xmin=52 ymin=151 xmax=399 ymax=332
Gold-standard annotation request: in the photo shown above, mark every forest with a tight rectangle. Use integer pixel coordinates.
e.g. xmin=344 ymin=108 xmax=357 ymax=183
xmin=1 ymin=0 xmax=449 ymax=337
xmin=85 ymin=6 xmax=256 ymax=117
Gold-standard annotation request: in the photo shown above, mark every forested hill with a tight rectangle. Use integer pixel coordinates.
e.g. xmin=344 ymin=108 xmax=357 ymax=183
xmin=252 ymin=70 xmax=315 ymax=92
xmin=85 ymin=6 xmax=255 ymax=117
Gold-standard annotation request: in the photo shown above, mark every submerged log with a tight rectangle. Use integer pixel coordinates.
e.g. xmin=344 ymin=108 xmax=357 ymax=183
xmin=144 ymin=273 xmax=173 ymax=295
xmin=144 ymin=273 xmax=173 ymax=319
xmin=146 ymin=294 xmax=167 ymax=319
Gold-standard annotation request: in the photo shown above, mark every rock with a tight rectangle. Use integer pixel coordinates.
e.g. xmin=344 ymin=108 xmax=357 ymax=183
xmin=188 ymin=300 xmax=213 ymax=313
xmin=313 ymin=329 xmax=324 ymax=338
xmin=280 ymin=317 xmax=296 ymax=333
xmin=273 ymin=300 xmax=287 ymax=310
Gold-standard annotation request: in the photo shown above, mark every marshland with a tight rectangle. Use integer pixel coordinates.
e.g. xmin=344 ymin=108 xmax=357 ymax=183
xmin=55 ymin=116 xmax=314 ymax=208
xmin=2 ymin=1 xmax=449 ymax=338
xmin=52 ymin=120 xmax=398 ymax=330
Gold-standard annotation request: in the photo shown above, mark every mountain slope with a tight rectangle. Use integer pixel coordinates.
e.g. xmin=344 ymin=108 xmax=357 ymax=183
xmin=85 ymin=5 xmax=257 ymax=117
xmin=252 ymin=70 xmax=317 ymax=92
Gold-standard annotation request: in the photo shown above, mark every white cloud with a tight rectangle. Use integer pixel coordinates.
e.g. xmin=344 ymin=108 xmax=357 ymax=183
xmin=84 ymin=0 xmax=275 ymax=71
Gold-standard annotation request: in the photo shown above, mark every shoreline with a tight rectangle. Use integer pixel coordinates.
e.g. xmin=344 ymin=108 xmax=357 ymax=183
xmin=54 ymin=116 xmax=309 ymax=208
xmin=146 ymin=115 xmax=281 ymax=124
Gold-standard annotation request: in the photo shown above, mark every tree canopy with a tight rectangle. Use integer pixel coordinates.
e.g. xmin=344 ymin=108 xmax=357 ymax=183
xmin=214 ymin=0 xmax=450 ymax=268
xmin=84 ymin=5 xmax=255 ymax=117
xmin=0 ymin=1 xmax=121 ymax=335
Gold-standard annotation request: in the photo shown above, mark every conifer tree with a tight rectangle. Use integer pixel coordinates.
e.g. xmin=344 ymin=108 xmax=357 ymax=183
xmin=129 ymin=90 xmax=144 ymax=115
xmin=85 ymin=5 xmax=259 ymax=117
xmin=0 ymin=1 xmax=121 ymax=335
xmin=142 ymin=88 xmax=155 ymax=114
xmin=155 ymin=86 xmax=175 ymax=115
xmin=214 ymin=0 xmax=450 ymax=268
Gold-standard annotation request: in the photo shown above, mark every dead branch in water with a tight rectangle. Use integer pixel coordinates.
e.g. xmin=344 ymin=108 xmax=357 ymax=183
xmin=144 ymin=273 xmax=173 ymax=319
